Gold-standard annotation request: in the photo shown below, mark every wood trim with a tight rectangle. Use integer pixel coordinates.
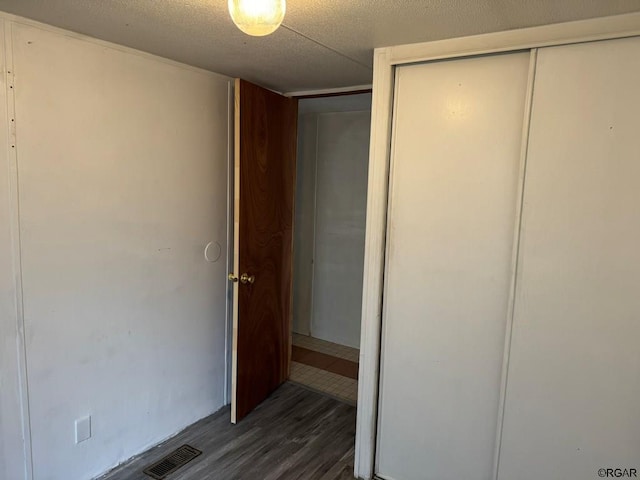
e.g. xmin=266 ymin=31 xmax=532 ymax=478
xmin=355 ymin=11 xmax=640 ymax=480
xmin=291 ymin=346 xmax=359 ymax=379
xmin=294 ymin=88 xmax=372 ymax=100
xmin=285 ymin=84 xmax=373 ymax=98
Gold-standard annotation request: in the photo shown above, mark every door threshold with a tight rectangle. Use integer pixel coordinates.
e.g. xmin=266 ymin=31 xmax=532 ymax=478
xmin=287 ymin=380 xmax=356 ymax=407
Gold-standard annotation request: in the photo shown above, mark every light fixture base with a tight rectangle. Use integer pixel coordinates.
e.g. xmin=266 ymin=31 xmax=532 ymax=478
xmin=228 ymin=0 xmax=286 ymax=37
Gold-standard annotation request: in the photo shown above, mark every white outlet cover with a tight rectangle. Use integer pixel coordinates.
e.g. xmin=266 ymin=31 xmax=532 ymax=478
xmin=75 ymin=416 xmax=91 ymax=444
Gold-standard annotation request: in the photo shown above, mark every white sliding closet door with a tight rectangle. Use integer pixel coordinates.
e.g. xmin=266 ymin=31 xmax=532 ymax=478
xmin=497 ymin=37 xmax=640 ymax=480
xmin=376 ymin=52 xmax=531 ymax=480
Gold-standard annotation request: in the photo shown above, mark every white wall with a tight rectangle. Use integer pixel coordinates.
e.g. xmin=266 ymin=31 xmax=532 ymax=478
xmin=292 ymin=94 xmax=371 ymax=348
xmin=0 ymin=20 xmax=30 ymax=480
xmin=291 ymin=113 xmax=317 ymax=337
xmin=312 ymin=111 xmax=370 ymax=348
xmin=1 ymin=17 xmax=231 ymax=480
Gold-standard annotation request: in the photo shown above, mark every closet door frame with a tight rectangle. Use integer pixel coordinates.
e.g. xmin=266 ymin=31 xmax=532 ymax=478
xmin=355 ymin=12 xmax=640 ymax=480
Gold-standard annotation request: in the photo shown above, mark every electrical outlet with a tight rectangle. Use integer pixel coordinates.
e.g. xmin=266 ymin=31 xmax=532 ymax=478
xmin=75 ymin=416 xmax=91 ymax=444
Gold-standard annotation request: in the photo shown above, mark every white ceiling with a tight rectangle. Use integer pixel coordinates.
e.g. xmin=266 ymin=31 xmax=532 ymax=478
xmin=0 ymin=0 xmax=639 ymax=93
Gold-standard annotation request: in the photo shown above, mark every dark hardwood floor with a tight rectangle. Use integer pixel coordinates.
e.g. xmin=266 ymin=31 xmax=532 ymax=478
xmin=99 ymin=382 xmax=357 ymax=480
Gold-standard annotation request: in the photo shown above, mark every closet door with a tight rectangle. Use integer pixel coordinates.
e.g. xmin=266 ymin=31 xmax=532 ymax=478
xmin=497 ymin=37 xmax=640 ymax=480
xmin=376 ymin=52 xmax=531 ymax=480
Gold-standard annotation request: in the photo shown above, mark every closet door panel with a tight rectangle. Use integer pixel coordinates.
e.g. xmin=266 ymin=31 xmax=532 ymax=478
xmin=376 ymin=51 xmax=531 ymax=480
xmin=498 ymin=37 xmax=640 ymax=480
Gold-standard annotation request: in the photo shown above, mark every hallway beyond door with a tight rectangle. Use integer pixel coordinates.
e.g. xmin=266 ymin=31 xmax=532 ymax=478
xmin=289 ymin=334 xmax=359 ymax=404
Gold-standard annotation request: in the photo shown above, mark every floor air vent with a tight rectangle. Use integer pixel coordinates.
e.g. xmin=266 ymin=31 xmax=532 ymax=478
xmin=143 ymin=444 xmax=202 ymax=480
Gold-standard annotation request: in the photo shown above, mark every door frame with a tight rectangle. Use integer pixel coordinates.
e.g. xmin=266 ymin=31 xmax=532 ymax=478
xmin=224 ymin=80 xmax=235 ymax=405
xmin=292 ymin=91 xmax=372 ymax=340
xmin=355 ymin=12 xmax=640 ymax=480
xmin=223 ymin=85 xmax=374 ymax=403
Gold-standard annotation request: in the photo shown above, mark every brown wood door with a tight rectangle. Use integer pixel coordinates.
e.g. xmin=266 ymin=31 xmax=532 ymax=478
xmin=231 ymin=79 xmax=298 ymax=423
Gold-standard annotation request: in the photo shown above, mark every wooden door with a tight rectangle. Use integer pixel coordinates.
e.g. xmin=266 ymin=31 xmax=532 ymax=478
xmin=231 ymin=79 xmax=298 ymax=423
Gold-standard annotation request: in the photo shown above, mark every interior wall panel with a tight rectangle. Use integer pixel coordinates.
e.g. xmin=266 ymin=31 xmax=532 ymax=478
xmin=0 ymin=19 xmax=29 ymax=480
xmin=311 ymin=110 xmax=370 ymax=348
xmin=293 ymin=94 xmax=371 ymax=347
xmin=12 ymin=22 xmax=231 ymax=480
xmin=292 ymin=113 xmax=318 ymax=337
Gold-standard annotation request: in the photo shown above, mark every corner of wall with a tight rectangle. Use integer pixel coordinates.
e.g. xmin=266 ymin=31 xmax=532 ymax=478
xmin=0 ymin=16 xmax=33 ymax=480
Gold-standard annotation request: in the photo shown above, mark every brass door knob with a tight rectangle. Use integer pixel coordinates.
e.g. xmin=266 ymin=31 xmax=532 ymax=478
xmin=228 ymin=273 xmax=238 ymax=282
xmin=240 ymin=273 xmax=255 ymax=284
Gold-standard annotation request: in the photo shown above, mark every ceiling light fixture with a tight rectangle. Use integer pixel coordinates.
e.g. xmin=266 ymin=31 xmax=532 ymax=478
xmin=228 ymin=0 xmax=286 ymax=37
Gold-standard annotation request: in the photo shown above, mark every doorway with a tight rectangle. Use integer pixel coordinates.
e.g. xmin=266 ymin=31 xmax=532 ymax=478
xmin=227 ymin=81 xmax=371 ymax=421
xmin=289 ymin=92 xmax=372 ymax=405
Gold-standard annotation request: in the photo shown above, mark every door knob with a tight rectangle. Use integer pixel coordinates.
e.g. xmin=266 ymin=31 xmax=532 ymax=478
xmin=228 ymin=273 xmax=255 ymax=284
xmin=240 ymin=273 xmax=255 ymax=284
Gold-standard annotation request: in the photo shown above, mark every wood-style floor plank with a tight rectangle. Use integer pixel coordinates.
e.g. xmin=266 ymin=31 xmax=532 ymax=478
xmin=98 ymin=383 xmax=357 ymax=480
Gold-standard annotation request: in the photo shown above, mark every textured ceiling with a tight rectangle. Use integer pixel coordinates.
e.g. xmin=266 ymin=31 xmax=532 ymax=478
xmin=0 ymin=0 xmax=639 ymax=93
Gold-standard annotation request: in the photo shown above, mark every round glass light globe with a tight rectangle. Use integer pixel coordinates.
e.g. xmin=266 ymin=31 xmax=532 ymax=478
xmin=228 ymin=0 xmax=286 ymax=37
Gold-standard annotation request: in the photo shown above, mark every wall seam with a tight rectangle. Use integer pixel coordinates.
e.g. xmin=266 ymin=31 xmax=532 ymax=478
xmin=492 ymin=48 xmax=539 ymax=480
xmin=4 ymin=18 xmax=34 ymax=480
